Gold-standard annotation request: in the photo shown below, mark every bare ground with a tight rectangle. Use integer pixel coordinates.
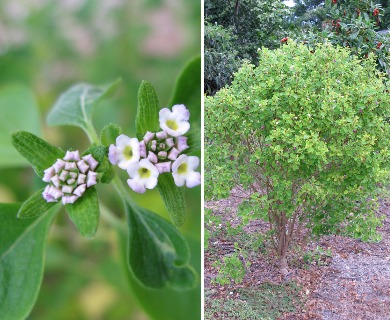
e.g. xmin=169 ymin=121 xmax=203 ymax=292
xmin=205 ymin=187 xmax=390 ymax=319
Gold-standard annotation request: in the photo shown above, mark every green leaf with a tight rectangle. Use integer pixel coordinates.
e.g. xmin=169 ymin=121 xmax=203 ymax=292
xmin=169 ymin=56 xmax=201 ymax=112
xmin=65 ymin=187 xmax=99 ymax=238
xmin=100 ymin=123 xmax=122 ymax=146
xmin=157 ymin=174 xmax=186 ymax=227
xmin=0 ymin=84 xmax=42 ymax=167
xmin=47 ymin=79 xmax=121 ymax=131
xmin=0 ymin=203 xmax=59 ymax=320
xmin=12 ymin=131 xmax=65 ymax=177
xmin=99 ymin=164 xmax=115 ymax=184
xmin=136 ymin=81 xmax=160 ymax=138
xmin=118 ymin=230 xmax=201 ymax=320
xmin=185 ymin=128 xmax=201 ymax=156
xmin=124 ymin=200 xmax=197 ymax=289
xmin=17 ymin=188 xmax=57 ymax=219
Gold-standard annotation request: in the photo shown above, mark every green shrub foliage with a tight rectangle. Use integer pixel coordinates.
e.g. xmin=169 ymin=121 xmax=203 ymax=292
xmin=205 ymin=42 xmax=390 ymax=268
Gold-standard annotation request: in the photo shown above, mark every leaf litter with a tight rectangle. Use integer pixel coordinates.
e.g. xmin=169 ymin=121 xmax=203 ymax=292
xmin=205 ymin=187 xmax=390 ymax=319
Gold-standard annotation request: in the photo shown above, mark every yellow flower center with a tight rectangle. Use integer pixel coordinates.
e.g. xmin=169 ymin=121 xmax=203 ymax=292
xmin=166 ymin=119 xmax=178 ymax=130
xmin=139 ymin=167 xmax=151 ymax=178
xmin=177 ymin=162 xmax=188 ymax=175
xmin=124 ymin=146 xmax=133 ymax=160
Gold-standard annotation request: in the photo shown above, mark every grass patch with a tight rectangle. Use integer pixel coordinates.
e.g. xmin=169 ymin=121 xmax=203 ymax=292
xmin=205 ymin=282 xmax=302 ymax=320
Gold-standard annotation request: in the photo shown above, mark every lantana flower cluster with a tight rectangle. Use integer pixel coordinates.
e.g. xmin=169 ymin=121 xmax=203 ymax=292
xmin=42 ymin=150 xmax=98 ymax=204
xmin=108 ymin=104 xmax=201 ymax=193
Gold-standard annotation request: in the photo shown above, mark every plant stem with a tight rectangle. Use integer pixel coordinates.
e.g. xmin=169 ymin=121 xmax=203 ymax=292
xmin=83 ymin=118 xmax=132 ymax=225
xmin=84 ymin=120 xmax=100 ymax=145
xmin=111 ymin=174 xmax=138 ymax=212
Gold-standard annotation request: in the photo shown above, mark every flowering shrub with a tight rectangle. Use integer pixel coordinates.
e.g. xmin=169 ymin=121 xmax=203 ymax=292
xmin=205 ymin=42 xmax=390 ymax=273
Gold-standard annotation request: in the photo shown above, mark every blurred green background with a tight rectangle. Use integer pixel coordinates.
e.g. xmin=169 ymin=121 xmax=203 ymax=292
xmin=0 ymin=0 xmax=201 ymax=319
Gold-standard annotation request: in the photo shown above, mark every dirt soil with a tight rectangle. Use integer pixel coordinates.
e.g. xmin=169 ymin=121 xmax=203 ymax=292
xmin=205 ymin=187 xmax=390 ymax=320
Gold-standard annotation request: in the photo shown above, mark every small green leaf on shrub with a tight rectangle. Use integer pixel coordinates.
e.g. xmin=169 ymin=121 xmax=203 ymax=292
xmin=12 ymin=131 xmax=65 ymax=177
xmin=17 ymin=188 xmax=57 ymax=219
xmin=157 ymin=173 xmax=186 ymax=227
xmin=0 ymin=203 xmax=59 ymax=320
xmin=47 ymin=79 xmax=121 ymax=131
xmin=65 ymin=187 xmax=99 ymax=238
xmin=100 ymin=123 xmax=122 ymax=146
xmin=136 ymin=81 xmax=160 ymax=138
xmin=125 ymin=200 xmax=197 ymax=289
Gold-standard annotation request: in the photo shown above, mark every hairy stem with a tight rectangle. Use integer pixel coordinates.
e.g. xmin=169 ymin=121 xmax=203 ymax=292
xmin=84 ymin=118 xmax=133 ymax=225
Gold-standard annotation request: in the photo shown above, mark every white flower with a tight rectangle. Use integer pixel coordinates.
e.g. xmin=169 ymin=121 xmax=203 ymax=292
xmin=77 ymin=160 xmax=89 ymax=173
xmin=43 ymin=167 xmax=55 ymax=182
xmin=165 ymin=138 xmax=175 ymax=148
xmin=156 ymin=131 xmax=168 ymax=139
xmin=159 ymin=104 xmax=190 ymax=137
xmin=64 ymin=150 xmax=80 ymax=161
xmin=143 ymin=131 xmax=155 ymax=143
xmin=168 ymin=147 xmax=180 ymax=160
xmin=127 ymin=159 xmax=159 ymax=193
xmin=172 ymin=155 xmax=201 ymax=188
xmin=155 ymin=161 xmax=171 ymax=173
xmin=42 ymin=151 xmax=98 ymax=204
xmin=108 ymin=134 xmax=140 ymax=170
xmin=87 ymin=171 xmax=97 ymax=187
xmin=176 ymin=136 xmax=189 ymax=152
xmin=139 ymin=140 xmax=147 ymax=158
xmin=147 ymin=151 xmax=158 ymax=163
xmin=73 ymin=184 xmax=86 ymax=196
xmin=82 ymin=154 xmax=98 ymax=171
xmin=62 ymin=195 xmax=78 ymax=205
xmin=43 ymin=185 xmax=62 ymax=202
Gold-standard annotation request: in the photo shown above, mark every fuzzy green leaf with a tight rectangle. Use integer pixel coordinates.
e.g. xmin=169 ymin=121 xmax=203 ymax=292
xmin=185 ymin=128 xmax=201 ymax=156
xmin=65 ymin=187 xmax=99 ymax=238
xmin=157 ymin=174 xmax=186 ymax=227
xmin=118 ymin=229 xmax=201 ymax=320
xmin=17 ymin=188 xmax=56 ymax=219
xmin=0 ymin=85 xmax=42 ymax=168
xmin=100 ymin=123 xmax=122 ymax=146
xmin=169 ymin=56 xmax=201 ymax=113
xmin=47 ymin=79 xmax=121 ymax=131
xmin=0 ymin=203 xmax=58 ymax=320
xmin=12 ymin=131 xmax=65 ymax=177
xmin=136 ymin=81 xmax=160 ymax=138
xmin=125 ymin=200 xmax=197 ymax=289
xmin=99 ymin=164 xmax=115 ymax=184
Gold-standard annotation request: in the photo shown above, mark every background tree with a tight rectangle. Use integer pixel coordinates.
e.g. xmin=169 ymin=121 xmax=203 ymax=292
xmin=290 ymin=0 xmax=328 ymax=29
xmin=291 ymin=0 xmax=390 ymax=76
xmin=204 ymin=0 xmax=291 ymax=94
xmin=204 ymin=23 xmax=242 ymax=96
